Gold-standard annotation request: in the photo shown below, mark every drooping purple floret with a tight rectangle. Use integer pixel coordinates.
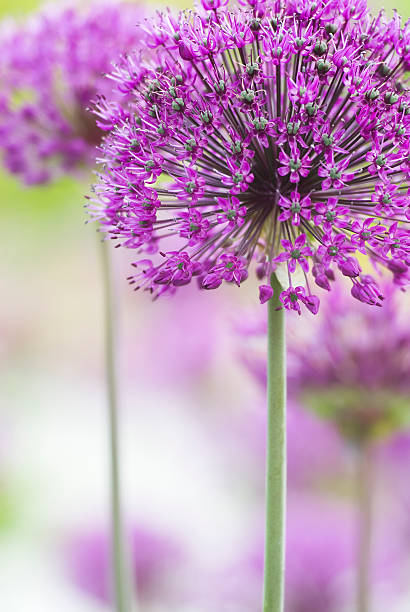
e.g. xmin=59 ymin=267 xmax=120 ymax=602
xmin=0 ymin=1 xmax=143 ymax=185
xmin=91 ymin=0 xmax=410 ymax=313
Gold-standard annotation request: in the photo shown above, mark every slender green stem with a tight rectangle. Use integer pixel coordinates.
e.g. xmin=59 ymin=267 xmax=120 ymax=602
xmin=356 ymin=443 xmax=373 ymax=612
xmin=263 ymin=274 xmax=287 ymax=612
xmin=100 ymin=239 xmax=129 ymax=612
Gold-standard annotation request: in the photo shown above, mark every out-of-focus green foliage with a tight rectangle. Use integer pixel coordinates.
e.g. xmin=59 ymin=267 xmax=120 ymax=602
xmin=0 ymin=484 xmax=17 ymax=531
xmin=0 ymin=0 xmax=36 ymax=17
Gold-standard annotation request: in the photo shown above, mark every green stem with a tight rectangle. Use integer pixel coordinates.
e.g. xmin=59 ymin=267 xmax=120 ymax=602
xmin=100 ymin=239 xmax=129 ymax=612
xmin=263 ymin=274 xmax=287 ymax=612
xmin=356 ymin=443 xmax=373 ymax=612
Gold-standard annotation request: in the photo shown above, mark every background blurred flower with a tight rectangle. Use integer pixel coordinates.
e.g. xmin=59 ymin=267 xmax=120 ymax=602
xmin=221 ymin=401 xmax=344 ymax=490
xmin=128 ymin=286 xmax=223 ymax=386
xmin=237 ymin=282 xmax=410 ymax=446
xmin=0 ymin=0 xmax=143 ymax=184
xmin=64 ymin=524 xmax=183 ymax=607
xmin=288 ymin=283 xmax=410 ymax=445
xmin=207 ymin=495 xmax=405 ymax=612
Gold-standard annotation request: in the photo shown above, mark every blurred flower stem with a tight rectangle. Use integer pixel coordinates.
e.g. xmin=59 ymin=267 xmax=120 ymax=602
xmin=263 ymin=274 xmax=286 ymax=612
xmin=100 ymin=239 xmax=130 ymax=612
xmin=356 ymin=443 xmax=373 ymax=612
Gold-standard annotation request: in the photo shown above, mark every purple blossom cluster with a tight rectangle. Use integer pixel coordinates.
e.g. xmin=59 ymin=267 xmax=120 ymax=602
xmin=92 ymin=0 xmax=410 ymax=313
xmin=288 ymin=284 xmax=410 ymax=442
xmin=0 ymin=1 xmax=143 ymax=185
xmin=238 ymin=282 xmax=410 ymax=443
xmin=289 ymin=285 xmax=410 ymax=394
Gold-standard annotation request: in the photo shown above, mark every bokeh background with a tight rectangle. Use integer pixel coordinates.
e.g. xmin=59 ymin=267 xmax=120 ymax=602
xmin=1 ymin=0 xmax=410 ymax=610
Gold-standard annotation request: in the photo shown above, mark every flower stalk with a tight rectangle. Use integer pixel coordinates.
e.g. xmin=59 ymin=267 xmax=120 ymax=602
xmin=100 ymin=239 xmax=130 ymax=612
xmin=356 ymin=443 xmax=373 ymax=612
xmin=263 ymin=274 xmax=287 ymax=612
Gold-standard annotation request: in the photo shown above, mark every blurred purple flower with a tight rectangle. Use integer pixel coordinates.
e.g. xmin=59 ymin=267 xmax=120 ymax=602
xmin=208 ymin=497 xmax=404 ymax=612
xmin=289 ymin=284 xmax=410 ymax=394
xmin=64 ymin=524 xmax=182 ymax=605
xmin=0 ymin=1 xmax=143 ymax=184
xmin=288 ymin=284 xmax=410 ymax=443
xmin=127 ymin=286 xmax=222 ymax=384
xmin=206 ymin=500 xmax=353 ymax=612
xmin=237 ymin=283 xmax=410 ymax=443
xmin=227 ymin=402 xmax=343 ymax=488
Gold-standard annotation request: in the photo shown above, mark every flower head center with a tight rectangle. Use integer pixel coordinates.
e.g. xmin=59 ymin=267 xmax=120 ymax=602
xmin=329 ymin=167 xmax=341 ymax=179
xmin=185 ymin=181 xmax=196 ymax=193
xmin=246 ymin=62 xmax=259 ymax=76
xmin=185 ymin=138 xmax=196 ymax=151
xmin=253 ymin=117 xmax=268 ymax=131
xmin=322 ymin=134 xmax=334 ymax=147
xmin=287 ymin=122 xmax=300 ymax=135
xmin=240 ymin=89 xmax=255 ymax=104
xmin=225 ymin=208 xmax=238 ymax=219
xmin=289 ymin=159 xmax=301 ymax=171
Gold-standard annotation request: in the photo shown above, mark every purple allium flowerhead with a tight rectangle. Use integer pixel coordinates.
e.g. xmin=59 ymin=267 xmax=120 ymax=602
xmin=288 ymin=283 xmax=410 ymax=443
xmin=0 ymin=1 xmax=143 ymax=185
xmin=91 ymin=0 xmax=410 ymax=313
xmin=64 ymin=524 xmax=182 ymax=605
xmin=237 ymin=282 xmax=410 ymax=443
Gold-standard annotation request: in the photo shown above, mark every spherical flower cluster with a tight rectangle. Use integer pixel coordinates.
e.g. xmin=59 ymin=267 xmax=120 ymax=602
xmin=0 ymin=1 xmax=143 ymax=185
xmin=288 ymin=285 xmax=410 ymax=443
xmin=92 ymin=0 xmax=410 ymax=313
xmin=237 ymin=283 xmax=410 ymax=443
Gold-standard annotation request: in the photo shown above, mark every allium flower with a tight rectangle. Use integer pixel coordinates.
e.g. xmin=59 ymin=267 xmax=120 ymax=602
xmin=289 ymin=284 xmax=410 ymax=443
xmin=92 ymin=0 xmax=410 ymax=312
xmin=237 ymin=283 xmax=410 ymax=443
xmin=65 ymin=525 xmax=182 ymax=605
xmin=0 ymin=1 xmax=143 ymax=185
